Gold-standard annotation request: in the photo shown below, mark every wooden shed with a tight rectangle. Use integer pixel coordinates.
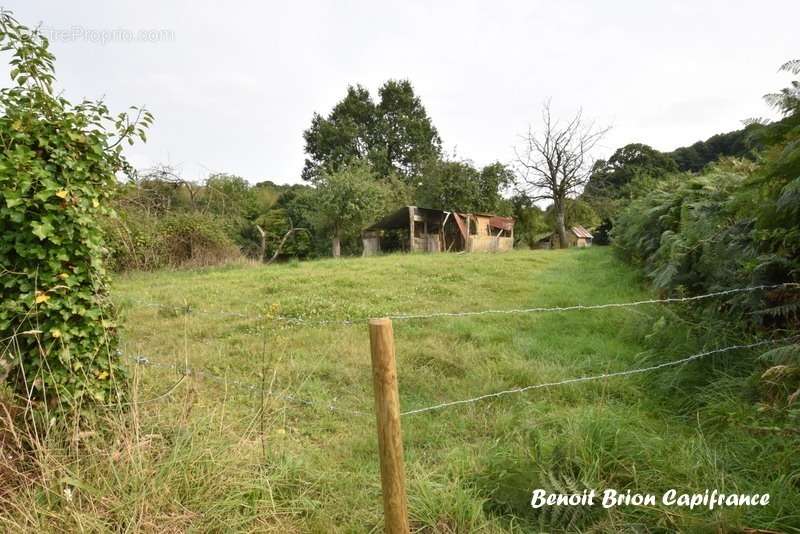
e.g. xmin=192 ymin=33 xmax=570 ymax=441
xmin=362 ymin=206 xmax=514 ymax=256
xmin=545 ymin=225 xmax=594 ymax=248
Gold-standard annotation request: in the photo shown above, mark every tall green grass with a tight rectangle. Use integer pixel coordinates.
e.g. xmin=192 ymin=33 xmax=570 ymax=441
xmin=2 ymin=248 xmax=798 ymax=532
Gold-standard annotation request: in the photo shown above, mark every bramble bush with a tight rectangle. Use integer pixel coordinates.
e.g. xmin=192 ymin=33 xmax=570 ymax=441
xmin=103 ymin=210 xmax=241 ymax=271
xmin=0 ymin=12 xmax=151 ymax=410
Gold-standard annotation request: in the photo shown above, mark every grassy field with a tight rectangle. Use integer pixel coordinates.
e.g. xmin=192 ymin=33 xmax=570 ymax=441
xmin=3 ymin=247 xmax=797 ymax=532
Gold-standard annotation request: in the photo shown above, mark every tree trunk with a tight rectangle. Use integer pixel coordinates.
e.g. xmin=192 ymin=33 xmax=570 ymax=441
xmin=267 ymin=228 xmax=308 ymax=265
xmin=332 ymin=231 xmax=341 ymax=258
xmin=555 ymin=207 xmax=568 ymax=249
xmin=255 ymin=225 xmax=267 ymax=262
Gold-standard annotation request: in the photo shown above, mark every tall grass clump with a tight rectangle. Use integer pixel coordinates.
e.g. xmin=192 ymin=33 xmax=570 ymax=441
xmin=0 ymin=372 xmax=317 ymax=532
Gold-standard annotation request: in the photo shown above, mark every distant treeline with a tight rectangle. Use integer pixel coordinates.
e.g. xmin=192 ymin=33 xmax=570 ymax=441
xmin=104 ymin=69 xmax=798 ymax=273
xmin=104 ymin=165 xmax=609 ymax=271
xmin=668 ymin=121 xmax=767 ymax=172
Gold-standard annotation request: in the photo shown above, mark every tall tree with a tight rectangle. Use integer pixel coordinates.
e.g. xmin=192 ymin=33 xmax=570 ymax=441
xmin=514 ymin=102 xmax=608 ymax=248
xmin=477 ymin=162 xmax=515 ymax=212
xmin=302 ymin=80 xmax=441 ymax=183
xmin=302 ymin=85 xmax=377 ymax=181
xmin=582 ymin=143 xmax=678 ymax=242
xmin=373 ymin=80 xmax=442 ymax=181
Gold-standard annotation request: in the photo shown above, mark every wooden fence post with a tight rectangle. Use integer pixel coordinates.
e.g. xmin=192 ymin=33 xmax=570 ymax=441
xmin=369 ymin=318 xmax=410 ymax=534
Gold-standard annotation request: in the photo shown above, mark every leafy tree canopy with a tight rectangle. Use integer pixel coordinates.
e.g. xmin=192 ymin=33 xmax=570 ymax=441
xmin=584 ymin=143 xmax=678 ymax=201
xmin=415 ymin=158 xmax=513 ymax=214
xmin=510 ymin=195 xmax=550 ymax=248
xmin=544 ymin=198 xmax=599 ymax=231
xmin=302 ymin=85 xmax=376 ymax=181
xmin=308 ymin=160 xmax=402 ymax=256
xmin=302 ymin=80 xmax=441 ymax=183
xmin=372 ymin=80 xmax=442 ymax=180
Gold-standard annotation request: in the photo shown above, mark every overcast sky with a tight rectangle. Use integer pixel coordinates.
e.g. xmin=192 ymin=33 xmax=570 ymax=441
xmin=5 ymin=1 xmax=798 ymax=184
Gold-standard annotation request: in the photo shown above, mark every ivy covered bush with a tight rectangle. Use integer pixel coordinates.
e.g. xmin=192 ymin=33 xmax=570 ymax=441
xmin=0 ymin=12 xmax=151 ymax=410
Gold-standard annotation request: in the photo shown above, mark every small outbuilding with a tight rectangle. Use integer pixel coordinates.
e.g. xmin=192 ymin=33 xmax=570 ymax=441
xmin=567 ymin=225 xmax=594 ymax=247
xmin=362 ymin=206 xmax=514 ymax=256
xmin=540 ymin=225 xmax=594 ymax=248
xmin=533 ymin=232 xmax=554 ymax=249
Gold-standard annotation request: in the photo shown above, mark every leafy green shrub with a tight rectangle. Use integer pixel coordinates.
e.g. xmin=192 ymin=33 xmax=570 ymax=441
xmin=0 ymin=12 xmax=150 ymax=409
xmin=104 ymin=211 xmax=240 ymax=271
xmin=308 ymin=160 xmax=403 ymax=257
xmin=161 ymin=212 xmax=241 ymax=267
xmin=249 ymin=208 xmax=312 ymax=260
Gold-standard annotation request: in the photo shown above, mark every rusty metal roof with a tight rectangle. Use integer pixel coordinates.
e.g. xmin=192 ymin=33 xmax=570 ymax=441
xmin=365 ymin=206 xmax=515 ymax=232
xmin=571 ymin=225 xmax=593 ymax=239
xmin=488 ymin=216 xmax=515 ymax=232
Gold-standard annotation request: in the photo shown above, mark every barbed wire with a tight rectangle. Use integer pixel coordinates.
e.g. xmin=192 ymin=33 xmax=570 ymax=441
xmin=386 ymin=283 xmax=800 ymax=322
xmin=399 ymin=335 xmax=800 ymax=416
xmin=122 ymin=353 xmax=369 ymax=415
xmin=120 ymin=335 xmax=799 ymax=417
xmin=117 ymin=282 xmax=799 ymax=327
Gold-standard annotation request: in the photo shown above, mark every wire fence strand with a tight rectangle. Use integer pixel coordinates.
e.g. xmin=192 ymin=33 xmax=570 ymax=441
xmin=118 ymin=282 xmax=799 ymax=327
xmin=399 ymin=335 xmax=800 ymax=416
xmin=386 ymin=283 xmax=800 ymax=322
xmin=114 ymin=282 xmax=799 ymax=411
xmin=122 ymin=335 xmax=799 ymax=417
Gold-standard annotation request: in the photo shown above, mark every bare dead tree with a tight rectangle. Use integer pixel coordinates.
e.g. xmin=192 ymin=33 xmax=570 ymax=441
xmin=514 ymin=101 xmax=609 ymax=248
xmin=135 ymin=165 xmax=201 ymax=213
